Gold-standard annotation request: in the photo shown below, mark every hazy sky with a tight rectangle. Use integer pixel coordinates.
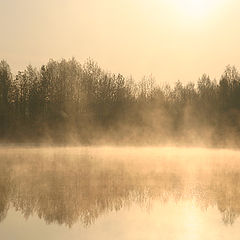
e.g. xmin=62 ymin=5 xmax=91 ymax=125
xmin=1 ymin=0 xmax=240 ymax=83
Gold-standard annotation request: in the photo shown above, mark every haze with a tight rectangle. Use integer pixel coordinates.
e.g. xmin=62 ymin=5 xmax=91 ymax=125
xmin=1 ymin=146 xmax=240 ymax=240
xmin=1 ymin=0 xmax=239 ymax=83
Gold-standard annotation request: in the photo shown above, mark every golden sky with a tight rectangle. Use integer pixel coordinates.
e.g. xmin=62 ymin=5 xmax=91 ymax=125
xmin=0 ymin=0 xmax=239 ymax=83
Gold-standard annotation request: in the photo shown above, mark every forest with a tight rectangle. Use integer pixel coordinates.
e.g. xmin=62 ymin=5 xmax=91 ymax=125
xmin=0 ymin=58 xmax=240 ymax=147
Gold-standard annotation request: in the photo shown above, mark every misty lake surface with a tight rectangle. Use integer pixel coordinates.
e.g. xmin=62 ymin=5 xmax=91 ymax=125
xmin=1 ymin=147 xmax=240 ymax=240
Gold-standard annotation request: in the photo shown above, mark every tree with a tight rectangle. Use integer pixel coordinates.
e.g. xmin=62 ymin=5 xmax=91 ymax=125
xmin=0 ymin=60 xmax=12 ymax=137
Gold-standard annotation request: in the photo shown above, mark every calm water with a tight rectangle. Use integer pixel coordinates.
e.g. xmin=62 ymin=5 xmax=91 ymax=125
xmin=1 ymin=147 xmax=240 ymax=240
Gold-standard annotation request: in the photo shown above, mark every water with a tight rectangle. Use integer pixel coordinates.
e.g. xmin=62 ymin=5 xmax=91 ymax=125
xmin=1 ymin=147 xmax=240 ymax=240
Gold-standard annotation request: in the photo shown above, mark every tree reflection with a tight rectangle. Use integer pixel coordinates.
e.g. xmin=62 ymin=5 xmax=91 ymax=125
xmin=0 ymin=148 xmax=240 ymax=227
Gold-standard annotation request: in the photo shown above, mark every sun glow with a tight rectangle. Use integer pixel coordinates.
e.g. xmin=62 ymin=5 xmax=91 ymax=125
xmin=171 ymin=0 xmax=224 ymax=20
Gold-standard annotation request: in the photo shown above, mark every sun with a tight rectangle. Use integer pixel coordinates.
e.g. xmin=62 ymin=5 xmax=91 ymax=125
xmin=171 ymin=0 xmax=224 ymax=20
xmin=183 ymin=0 xmax=211 ymax=16
xmin=183 ymin=0 xmax=215 ymax=17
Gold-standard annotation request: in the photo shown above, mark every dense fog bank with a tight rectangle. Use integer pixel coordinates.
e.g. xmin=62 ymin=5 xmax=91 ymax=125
xmin=0 ymin=58 xmax=240 ymax=146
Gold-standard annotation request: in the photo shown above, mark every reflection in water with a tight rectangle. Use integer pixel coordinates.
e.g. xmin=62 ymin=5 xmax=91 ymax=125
xmin=0 ymin=147 xmax=240 ymax=227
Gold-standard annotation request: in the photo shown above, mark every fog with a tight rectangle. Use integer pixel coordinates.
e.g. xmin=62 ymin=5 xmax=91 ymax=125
xmin=1 ymin=146 xmax=240 ymax=228
xmin=1 ymin=58 xmax=240 ymax=239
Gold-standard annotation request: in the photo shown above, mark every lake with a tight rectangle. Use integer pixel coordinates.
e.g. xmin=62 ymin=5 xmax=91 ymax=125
xmin=1 ymin=146 xmax=240 ymax=240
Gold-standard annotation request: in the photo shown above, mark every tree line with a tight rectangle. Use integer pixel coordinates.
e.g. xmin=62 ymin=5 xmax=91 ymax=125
xmin=0 ymin=58 xmax=240 ymax=146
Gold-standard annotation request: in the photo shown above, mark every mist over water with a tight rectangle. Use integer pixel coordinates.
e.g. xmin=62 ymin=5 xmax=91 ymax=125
xmin=1 ymin=57 xmax=240 ymax=239
xmin=1 ymin=146 xmax=240 ymax=239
